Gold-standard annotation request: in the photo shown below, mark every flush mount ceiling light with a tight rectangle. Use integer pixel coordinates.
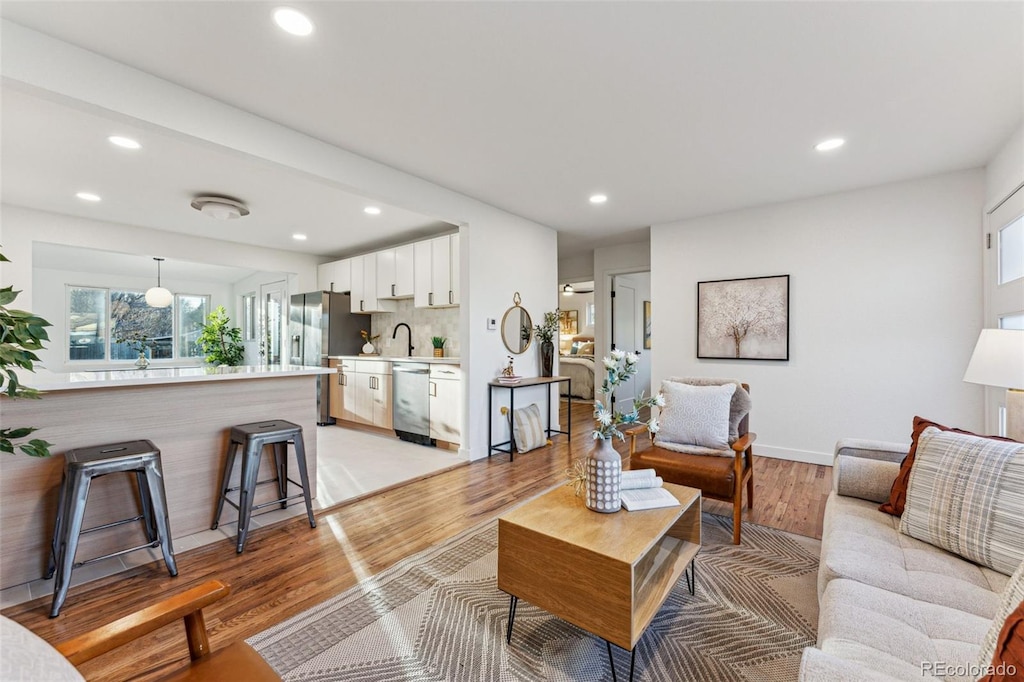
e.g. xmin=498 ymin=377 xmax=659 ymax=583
xmin=145 ymin=257 xmax=173 ymax=308
xmin=815 ymin=138 xmax=846 ymax=152
xmin=274 ymin=7 xmax=314 ymax=36
xmin=108 ymin=135 xmax=141 ymax=150
xmin=190 ymin=196 xmax=250 ymax=220
xmin=589 ymin=194 xmax=608 ymax=204
xmin=562 ymin=284 xmax=575 ymax=295
xmin=292 ymin=233 xmax=307 ymax=241
xmin=76 ymin=191 xmax=101 ymax=202
xmin=364 ymin=206 xmax=381 ymax=215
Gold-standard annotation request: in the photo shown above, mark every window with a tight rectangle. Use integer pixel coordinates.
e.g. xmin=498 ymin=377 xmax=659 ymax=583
xmin=586 ymin=301 xmax=595 ymax=327
xmin=999 ymin=215 xmax=1023 ymax=285
xmin=67 ymin=286 xmax=210 ymax=362
xmin=999 ymin=312 xmax=1024 ymax=330
xmin=242 ymin=293 xmax=257 ymax=341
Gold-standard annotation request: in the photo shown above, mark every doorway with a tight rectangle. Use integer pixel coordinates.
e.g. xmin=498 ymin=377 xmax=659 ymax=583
xmin=261 ymin=280 xmax=287 ymax=365
xmin=610 ymin=272 xmax=652 ymax=410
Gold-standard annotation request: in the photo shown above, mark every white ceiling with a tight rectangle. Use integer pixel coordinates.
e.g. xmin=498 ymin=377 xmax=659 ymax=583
xmin=32 ymin=242 xmax=260 ymax=284
xmin=2 ymin=2 xmax=1021 ymax=259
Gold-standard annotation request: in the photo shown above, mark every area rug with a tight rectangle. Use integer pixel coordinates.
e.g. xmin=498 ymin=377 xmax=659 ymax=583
xmin=248 ymin=513 xmax=820 ymax=681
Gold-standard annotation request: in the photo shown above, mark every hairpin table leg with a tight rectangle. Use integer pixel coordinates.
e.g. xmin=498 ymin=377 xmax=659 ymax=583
xmin=506 ymin=595 xmax=519 ymax=644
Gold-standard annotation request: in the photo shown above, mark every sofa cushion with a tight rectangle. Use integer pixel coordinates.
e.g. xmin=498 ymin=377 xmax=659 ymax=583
xmin=629 ymin=446 xmax=742 ymax=499
xmin=900 ymin=427 xmax=1024 ymax=575
xmin=880 ymin=416 xmax=1014 ymax=517
xmin=818 ymin=492 xmax=1007 ymax=617
xmin=657 ymin=381 xmax=735 ymax=450
xmin=816 ymin=578 xmax=991 ymax=681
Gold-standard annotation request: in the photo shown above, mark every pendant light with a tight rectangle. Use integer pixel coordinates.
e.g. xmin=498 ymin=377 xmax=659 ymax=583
xmin=562 ymin=284 xmax=574 ymax=296
xmin=145 ymin=257 xmax=173 ymax=308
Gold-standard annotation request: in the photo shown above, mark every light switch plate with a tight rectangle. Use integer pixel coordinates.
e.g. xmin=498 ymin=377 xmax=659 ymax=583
xmin=486 ymin=317 xmax=497 ymax=331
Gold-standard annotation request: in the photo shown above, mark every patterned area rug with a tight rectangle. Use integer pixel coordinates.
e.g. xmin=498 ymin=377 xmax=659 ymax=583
xmin=249 ymin=513 xmax=820 ymax=681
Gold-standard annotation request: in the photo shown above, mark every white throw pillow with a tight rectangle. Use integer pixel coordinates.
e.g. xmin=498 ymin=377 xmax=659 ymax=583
xmin=900 ymin=427 xmax=1024 ymax=575
xmin=656 ymin=381 xmax=736 ymax=451
xmin=512 ymin=403 xmax=547 ymax=454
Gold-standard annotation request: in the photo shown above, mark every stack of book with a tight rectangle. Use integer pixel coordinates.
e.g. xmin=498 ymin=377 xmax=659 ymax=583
xmin=496 ymin=375 xmax=521 ymax=385
xmin=619 ymin=469 xmax=680 ymax=511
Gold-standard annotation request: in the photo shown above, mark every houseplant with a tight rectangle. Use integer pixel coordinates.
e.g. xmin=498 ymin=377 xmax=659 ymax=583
xmin=197 ymin=306 xmax=245 ymax=366
xmin=585 ymin=350 xmax=663 ymax=513
xmin=0 ymin=248 xmax=53 ymax=457
xmin=533 ymin=309 xmax=559 ymax=377
xmin=115 ymin=332 xmax=154 ymax=369
xmin=431 ymin=336 xmax=447 ymax=358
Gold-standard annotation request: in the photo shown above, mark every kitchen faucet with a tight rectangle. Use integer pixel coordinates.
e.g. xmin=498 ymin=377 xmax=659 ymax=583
xmin=393 ymin=323 xmax=414 ymax=356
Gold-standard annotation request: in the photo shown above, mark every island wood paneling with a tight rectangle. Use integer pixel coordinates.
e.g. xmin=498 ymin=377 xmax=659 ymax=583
xmin=0 ymin=376 xmax=317 ymax=589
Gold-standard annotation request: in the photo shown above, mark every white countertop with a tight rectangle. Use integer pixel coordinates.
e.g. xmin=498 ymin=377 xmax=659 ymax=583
xmin=26 ymin=365 xmax=334 ymax=392
xmin=329 ymin=355 xmax=461 ymax=365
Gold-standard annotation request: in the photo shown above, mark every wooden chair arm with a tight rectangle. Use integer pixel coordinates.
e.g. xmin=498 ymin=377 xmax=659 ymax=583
xmin=624 ymin=425 xmax=649 ymax=456
xmin=731 ymin=432 xmax=757 ymax=453
xmin=56 ymin=580 xmax=231 ymax=666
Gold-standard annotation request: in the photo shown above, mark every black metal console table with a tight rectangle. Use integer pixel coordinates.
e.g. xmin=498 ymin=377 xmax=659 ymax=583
xmin=488 ymin=376 xmax=571 ymax=461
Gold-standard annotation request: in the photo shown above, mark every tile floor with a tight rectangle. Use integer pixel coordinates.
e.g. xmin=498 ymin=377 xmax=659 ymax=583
xmin=0 ymin=426 xmax=465 ymax=609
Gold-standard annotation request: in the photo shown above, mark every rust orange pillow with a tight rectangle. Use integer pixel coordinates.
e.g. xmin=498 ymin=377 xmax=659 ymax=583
xmin=979 ymin=601 xmax=1024 ymax=682
xmin=878 ymin=416 xmax=1013 ymax=517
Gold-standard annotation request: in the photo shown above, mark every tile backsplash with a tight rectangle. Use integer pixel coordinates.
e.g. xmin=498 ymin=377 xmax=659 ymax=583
xmin=371 ymin=299 xmax=460 ymax=358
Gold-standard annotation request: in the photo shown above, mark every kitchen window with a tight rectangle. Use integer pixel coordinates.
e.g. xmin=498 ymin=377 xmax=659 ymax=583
xmin=67 ymin=286 xmax=210 ymax=362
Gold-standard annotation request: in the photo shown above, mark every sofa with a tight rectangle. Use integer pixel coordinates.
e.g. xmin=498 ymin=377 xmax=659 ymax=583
xmin=799 ymin=439 xmax=1015 ymax=681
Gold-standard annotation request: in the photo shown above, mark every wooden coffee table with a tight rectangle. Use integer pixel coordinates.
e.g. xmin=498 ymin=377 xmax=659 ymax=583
xmin=498 ymin=483 xmax=701 ymax=681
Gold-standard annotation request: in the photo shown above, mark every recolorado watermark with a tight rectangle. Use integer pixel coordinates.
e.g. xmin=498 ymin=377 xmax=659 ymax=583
xmin=921 ymin=661 xmax=1016 ymax=677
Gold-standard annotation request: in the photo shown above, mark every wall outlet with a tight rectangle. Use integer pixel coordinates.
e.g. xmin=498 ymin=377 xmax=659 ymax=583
xmin=487 ymin=317 xmax=497 ymax=331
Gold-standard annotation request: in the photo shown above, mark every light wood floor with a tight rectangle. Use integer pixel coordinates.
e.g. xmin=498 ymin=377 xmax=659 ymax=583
xmin=3 ymin=400 xmax=833 ymax=681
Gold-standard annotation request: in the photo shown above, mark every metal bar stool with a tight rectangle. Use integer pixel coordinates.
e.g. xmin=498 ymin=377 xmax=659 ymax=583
xmin=211 ymin=420 xmax=316 ymax=554
xmin=46 ymin=440 xmax=178 ymax=618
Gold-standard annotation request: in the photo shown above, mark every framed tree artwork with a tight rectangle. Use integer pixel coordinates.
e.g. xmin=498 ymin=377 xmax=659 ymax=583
xmin=697 ymin=275 xmax=789 ymax=360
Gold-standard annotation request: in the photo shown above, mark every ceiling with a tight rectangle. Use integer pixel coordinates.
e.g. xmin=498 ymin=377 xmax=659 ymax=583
xmin=32 ymin=242 xmax=261 ymax=284
xmin=2 ymin=2 xmax=1021 ymax=260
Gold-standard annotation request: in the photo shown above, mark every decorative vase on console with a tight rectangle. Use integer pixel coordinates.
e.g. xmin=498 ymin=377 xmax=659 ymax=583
xmin=533 ymin=310 xmax=559 ymax=378
xmin=587 ymin=350 xmax=664 ymax=513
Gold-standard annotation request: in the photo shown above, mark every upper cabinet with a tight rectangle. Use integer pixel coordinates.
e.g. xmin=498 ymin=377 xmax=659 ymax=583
xmin=317 ymin=258 xmax=351 ymax=293
xmin=414 ymin=233 xmax=460 ymax=308
xmin=350 ymin=254 xmax=396 ymax=314
xmin=376 ymin=244 xmax=415 ymax=299
xmin=317 ymin=232 xmax=460 ymax=311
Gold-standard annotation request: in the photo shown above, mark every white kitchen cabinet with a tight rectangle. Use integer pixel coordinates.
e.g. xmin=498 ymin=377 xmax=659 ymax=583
xmin=376 ymin=244 xmax=415 ymax=299
xmin=318 ymin=258 xmax=352 ymax=293
xmin=350 ymin=254 xmax=395 ymax=313
xmin=429 ymin=364 xmax=460 ymax=444
xmin=414 ymin=233 xmax=460 ymax=308
xmin=351 ymin=360 xmax=392 ymax=429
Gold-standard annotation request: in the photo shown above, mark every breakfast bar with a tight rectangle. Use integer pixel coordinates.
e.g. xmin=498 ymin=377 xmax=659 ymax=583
xmin=0 ymin=365 xmax=332 ymax=589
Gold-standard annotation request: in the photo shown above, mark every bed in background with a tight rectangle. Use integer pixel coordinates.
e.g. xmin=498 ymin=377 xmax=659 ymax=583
xmin=559 ymin=335 xmax=595 ymax=400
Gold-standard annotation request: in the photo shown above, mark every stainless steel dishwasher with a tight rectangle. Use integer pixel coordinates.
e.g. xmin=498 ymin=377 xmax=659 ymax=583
xmin=392 ymin=362 xmax=434 ymax=446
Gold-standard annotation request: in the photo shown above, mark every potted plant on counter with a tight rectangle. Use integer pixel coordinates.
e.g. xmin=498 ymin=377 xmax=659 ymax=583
xmin=533 ymin=309 xmax=559 ymax=377
xmin=431 ymin=336 xmax=447 ymax=358
xmin=115 ymin=332 xmax=154 ymax=369
xmin=197 ymin=306 xmax=245 ymax=367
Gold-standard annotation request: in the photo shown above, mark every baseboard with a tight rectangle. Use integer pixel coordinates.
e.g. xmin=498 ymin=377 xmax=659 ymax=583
xmin=755 ymin=444 xmax=833 ymax=467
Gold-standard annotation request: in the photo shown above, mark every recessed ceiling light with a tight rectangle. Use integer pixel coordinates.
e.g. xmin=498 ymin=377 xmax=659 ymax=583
xmin=292 ymin=233 xmax=308 ymax=241
xmin=815 ymin=138 xmax=845 ymax=152
xmin=108 ymin=135 xmax=141 ymax=150
xmin=274 ymin=7 xmax=314 ymax=36
xmin=76 ymin=192 xmax=101 ymax=202
xmin=589 ymin=194 xmax=608 ymax=204
xmin=364 ymin=206 xmax=381 ymax=215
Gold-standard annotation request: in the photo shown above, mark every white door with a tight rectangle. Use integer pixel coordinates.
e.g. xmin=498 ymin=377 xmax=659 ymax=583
xmin=612 ymin=273 xmax=653 ymax=410
xmin=260 ymin=280 xmax=287 ymax=365
xmin=611 ymin=277 xmax=638 ymax=410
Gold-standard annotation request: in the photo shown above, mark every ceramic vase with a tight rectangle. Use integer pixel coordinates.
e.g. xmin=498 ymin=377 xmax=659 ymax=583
xmin=540 ymin=340 xmax=554 ymax=377
xmin=586 ymin=437 xmax=622 ymax=513
xmin=135 ymin=352 xmax=150 ymax=369
xmin=362 ymin=342 xmax=375 ymax=354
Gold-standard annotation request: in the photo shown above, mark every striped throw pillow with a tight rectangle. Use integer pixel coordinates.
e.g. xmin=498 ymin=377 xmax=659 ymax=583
xmin=900 ymin=427 xmax=1024 ymax=575
xmin=512 ymin=404 xmax=547 ymax=454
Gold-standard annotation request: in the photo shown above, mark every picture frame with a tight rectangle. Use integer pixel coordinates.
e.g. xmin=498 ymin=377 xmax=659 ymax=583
xmin=643 ymin=300 xmax=652 ymax=349
xmin=559 ymin=310 xmax=578 ymax=335
xmin=697 ymin=275 xmax=789 ymax=360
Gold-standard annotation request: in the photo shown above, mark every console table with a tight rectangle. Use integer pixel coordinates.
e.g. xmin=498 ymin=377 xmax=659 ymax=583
xmin=487 ymin=376 xmax=571 ymax=460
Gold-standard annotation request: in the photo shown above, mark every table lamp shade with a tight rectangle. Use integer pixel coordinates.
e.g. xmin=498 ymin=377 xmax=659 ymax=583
xmin=963 ymin=329 xmax=1024 ymax=390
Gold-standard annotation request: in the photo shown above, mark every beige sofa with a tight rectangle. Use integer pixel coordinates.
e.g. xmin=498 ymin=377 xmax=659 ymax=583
xmin=799 ymin=439 xmax=1012 ymax=681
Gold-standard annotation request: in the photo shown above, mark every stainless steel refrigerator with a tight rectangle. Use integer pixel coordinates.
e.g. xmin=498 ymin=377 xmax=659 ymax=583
xmin=289 ymin=291 xmax=364 ymax=425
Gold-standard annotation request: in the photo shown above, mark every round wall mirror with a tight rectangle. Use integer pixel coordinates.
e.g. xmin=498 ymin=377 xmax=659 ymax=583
xmin=501 ymin=293 xmax=533 ymax=354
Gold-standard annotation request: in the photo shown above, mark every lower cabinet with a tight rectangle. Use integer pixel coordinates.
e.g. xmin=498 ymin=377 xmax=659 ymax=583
xmin=429 ymin=364 xmax=461 ymax=444
xmin=328 ymin=359 xmax=356 ymax=422
xmin=333 ymin=359 xmax=392 ymax=429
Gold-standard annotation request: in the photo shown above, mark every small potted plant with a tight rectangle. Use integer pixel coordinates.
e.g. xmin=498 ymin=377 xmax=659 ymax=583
xmin=197 ymin=306 xmax=245 ymax=366
xmin=116 ymin=332 xmax=154 ymax=369
xmin=533 ymin=309 xmax=559 ymax=377
xmin=431 ymin=336 xmax=447 ymax=358
xmin=360 ymin=330 xmax=380 ymax=355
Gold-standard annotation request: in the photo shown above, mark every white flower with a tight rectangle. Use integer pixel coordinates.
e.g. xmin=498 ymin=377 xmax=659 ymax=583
xmin=610 ymin=349 xmax=625 ymax=361
xmin=648 ymin=418 xmax=660 ymax=434
xmin=654 ymin=392 xmax=666 ymax=407
xmin=597 ymin=410 xmax=613 ymax=426
xmin=602 ymin=357 xmax=617 ymax=370
xmin=625 ymin=352 xmax=637 ymax=365
xmin=591 ymin=430 xmax=604 ymax=440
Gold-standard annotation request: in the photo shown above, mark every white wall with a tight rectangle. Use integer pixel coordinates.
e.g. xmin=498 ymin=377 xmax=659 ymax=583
xmin=558 ymin=251 xmax=595 ymax=283
xmin=986 ymin=123 xmax=1024 ymax=209
xmin=651 ymin=169 xmax=986 ymax=464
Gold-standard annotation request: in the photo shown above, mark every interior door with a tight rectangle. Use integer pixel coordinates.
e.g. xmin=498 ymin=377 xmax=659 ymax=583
xmin=611 ymin=277 xmax=638 ymax=410
xmin=261 ymin=280 xmax=287 ymax=365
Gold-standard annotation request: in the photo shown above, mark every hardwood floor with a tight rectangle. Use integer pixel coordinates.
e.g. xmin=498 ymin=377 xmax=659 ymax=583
xmin=3 ymin=400 xmax=833 ymax=681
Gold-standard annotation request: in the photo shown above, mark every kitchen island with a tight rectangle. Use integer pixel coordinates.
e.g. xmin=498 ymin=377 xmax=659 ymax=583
xmin=0 ymin=365 xmax=332 ymax=589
